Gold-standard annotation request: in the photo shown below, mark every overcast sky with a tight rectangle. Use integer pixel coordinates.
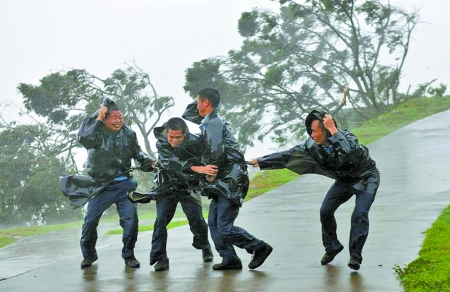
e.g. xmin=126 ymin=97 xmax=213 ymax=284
xmin=1 ymin=0 xmax=448 ymax=156
xmin=0 ymin=0 xmax=277 ymax=121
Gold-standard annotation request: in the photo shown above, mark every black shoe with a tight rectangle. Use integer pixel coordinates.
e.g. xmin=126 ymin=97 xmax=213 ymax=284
xmin=202 ymin=247 xmax=214 ymax=262
xmin=248 ymin=243 xmax=273 ymax=269
xmin=124 ymin=255 xmax=140 ymax=268
xmin=348 ymin=256 xmax=361 ymax=270
xmin=320 ymin=246 xmax=344 ymax=265
xmin=154 ymin=258 xmax=169 ymax=271
xmin=80 ymin=257 xmax=97 ymax=268
xmin=212 ymin=262 xmax=243 ymax=270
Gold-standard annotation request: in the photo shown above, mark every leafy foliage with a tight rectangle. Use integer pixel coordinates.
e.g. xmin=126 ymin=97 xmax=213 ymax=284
xmin=18 ymin=63 xmax=174 ymax=158
xmin=184 ymin=0 xmax=419 ymax=149
xmin=0 ymin=122 xmax=81 ymax=226
xmin=0 ymin=63 xmax=172 ymax=226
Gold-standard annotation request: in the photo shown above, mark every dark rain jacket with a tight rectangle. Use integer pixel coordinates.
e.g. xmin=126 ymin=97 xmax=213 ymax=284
xmin=77 ymin=116 xmax=155 ymax=181
xmin=183 ymin=101 xmax=249 ymax=206
xmin=152 ymin=124 xmax=203 ymax=198
xmin=60 ymin=108 xmax=154 ymax=208
xmin=257 ymin=110 xmax=379 ymax=194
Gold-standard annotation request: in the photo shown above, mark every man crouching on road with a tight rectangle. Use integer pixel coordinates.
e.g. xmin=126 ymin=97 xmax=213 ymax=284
xmin=251 ymin=110 xmax=380 ymax=270
xmin=77 ymin=98 xmax=156 ymax=269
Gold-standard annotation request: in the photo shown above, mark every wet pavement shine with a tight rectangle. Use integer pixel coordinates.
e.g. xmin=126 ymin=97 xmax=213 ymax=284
xmin=1 ymin=110 xmax=450 ymax=291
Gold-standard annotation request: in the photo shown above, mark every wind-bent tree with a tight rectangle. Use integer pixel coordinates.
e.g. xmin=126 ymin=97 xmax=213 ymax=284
xmin=0 ymin=63 xmax=172 ymax=225
xmin=184 ymin=0 xmax=419 ymax=148
xmin=18 ymin=63 xmax=174 ymax=159
xmin=0 ymin=119 xmax=81 ymax=226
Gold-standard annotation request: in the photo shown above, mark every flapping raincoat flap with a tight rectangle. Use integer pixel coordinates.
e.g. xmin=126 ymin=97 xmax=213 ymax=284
xmin=59 ymin=174 xmax=107 ymax=209
xmin=286 ymin=147 xmax=336 ymax=179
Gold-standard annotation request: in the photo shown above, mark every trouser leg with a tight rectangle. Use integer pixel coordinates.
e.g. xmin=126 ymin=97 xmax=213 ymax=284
xmin=320 ymin=182 xmax=353 ymax=253
xmin=180 ymin=196 xmax=210 ymax=250
xmin=349 ymin=174 xmax=379 ymax=262
xmin=115 ymin=182 xmax=139 ymax=259
xmin=208 ymin=198 xmax=241 ymax=265
xmin=209 ymin=195 xmax=265 ymax=265
xmin=217 ymin=195 xmax=265 ymax=252
xmin=81 ymin=189 xmax=115 ymax=260
xmin=348 ymin=190 xmax=375 ymax=262
xmin=150 ymin=197 xmax=177 ymax=264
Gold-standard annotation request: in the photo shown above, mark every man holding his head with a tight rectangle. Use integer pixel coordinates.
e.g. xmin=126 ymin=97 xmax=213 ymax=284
xmin=77 ymin=98 xmax=156 ymax=269
xmin=251 ymin=110 xmax=380 ymax=270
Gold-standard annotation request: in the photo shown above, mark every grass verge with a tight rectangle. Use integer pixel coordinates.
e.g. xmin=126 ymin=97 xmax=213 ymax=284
xmin=352 ymin=96 xmax=450 ymax=145
xmin=107 ymin=210 xmax=208 ymax=235
xmin=394 ymin=205 xmax=450 ymax=291
xmin=107 ymin=219 xmax=189 ymax=235
xmin=0 ymin=221 xmax=81 ymax=246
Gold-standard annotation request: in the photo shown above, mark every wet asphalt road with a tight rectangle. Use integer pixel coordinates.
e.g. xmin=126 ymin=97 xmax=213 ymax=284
xmin=1 ymin=110 xmax=449 ymax=291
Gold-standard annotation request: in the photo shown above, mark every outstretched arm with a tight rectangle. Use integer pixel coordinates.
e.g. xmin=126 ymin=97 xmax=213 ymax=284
xmin=251 ymin=147 xmax=297 ymax=170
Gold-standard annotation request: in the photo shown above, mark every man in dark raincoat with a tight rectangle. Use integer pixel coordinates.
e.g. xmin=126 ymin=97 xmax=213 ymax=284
xmin=76 ymin=98 xmax=156 ymax=269
xmin=251 ymin=110 xmax=380 ymax=270
xmin=148 ymin=117 xmax=213 ymax=271
xmin=183 ymin=88 xmax=273 ymax=271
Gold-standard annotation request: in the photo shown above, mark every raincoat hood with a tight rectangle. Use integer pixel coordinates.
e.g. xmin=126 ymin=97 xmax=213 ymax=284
xmin=305 ymin=109 xmax=338 ymax=137
xmin=102 ymin=97 xmax=119 ymax=109
xmin=182 ymin=101 xmax=203 ymax=125
xmin=154 ymin=125 xmax=166 ymax=142
xmin=182 ymin=100 xmax=221 ymax=125
xmin=91 ymin=97 xmax=120 ymax=119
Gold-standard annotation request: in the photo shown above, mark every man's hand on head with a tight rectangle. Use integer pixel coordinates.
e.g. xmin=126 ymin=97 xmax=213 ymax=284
xmin=323 ymin=114 xmax=338 ymax=136
xmin=97 ymin=106 xmax=108 ymax=121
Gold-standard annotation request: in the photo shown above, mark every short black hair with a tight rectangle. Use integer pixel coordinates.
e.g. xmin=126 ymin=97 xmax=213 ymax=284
xmin=165 ymin=117 xmax=188 ymax=135
xmin=197 ymin=88 xmax=220 ymax=109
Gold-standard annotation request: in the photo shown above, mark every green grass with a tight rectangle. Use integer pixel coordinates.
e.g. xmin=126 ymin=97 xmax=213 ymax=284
xmin=394 ymin=206 xmax=450 ymax=291
xmin=352 ymin=96 xmax=450 ymax=145
xmin=107 ymin=210 xmax=209 ymax=235
xmin=2 ymin=96 xmax=450 ymax=291
xmin=107 ymin=219 xmax=190 ymax=235
xmin=0 ymin=210 xmax=159 ymax=248
xmin=0 ymin=221 xmax=81 ymax=246
xmin=0 ymin=237 xmax=17 ymax=247
xmin=246 ymin=168 xmax=300 ymax=201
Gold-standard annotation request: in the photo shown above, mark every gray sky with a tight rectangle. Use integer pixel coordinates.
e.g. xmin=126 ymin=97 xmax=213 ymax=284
xmin=0 ymin=0 xmax=448 ymax=156
xmin=0 ymin=0 xmax=276 ymax=121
